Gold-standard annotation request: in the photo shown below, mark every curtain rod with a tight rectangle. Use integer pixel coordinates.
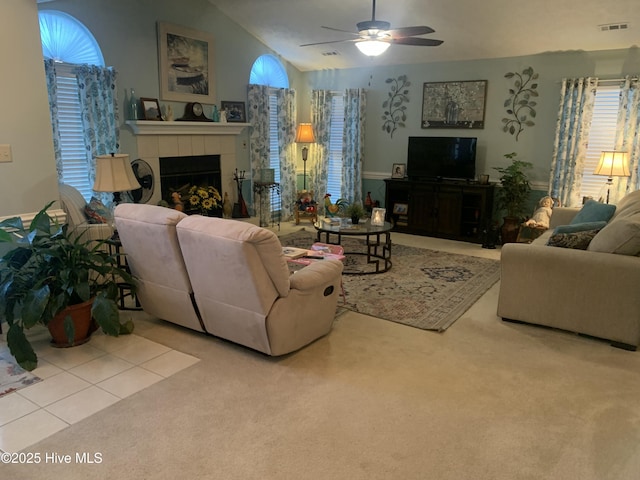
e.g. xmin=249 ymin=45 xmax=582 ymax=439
xmin=557 ymin=76 xmax=639 ymax=84
xmin=598 ymin=76 xmax=639 ymax=83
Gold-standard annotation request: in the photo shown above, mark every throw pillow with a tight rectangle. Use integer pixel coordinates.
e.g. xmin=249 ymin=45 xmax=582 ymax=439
xmin=547 ymin=229 xmax=600 ymax=250
xmin=84 ymin=197 xmax=111 ymax=224
xmin=587 ymin=218 xmax=640 ymax=255
xmin=570 ymin=199 xmax=616 ymax=224
xmin=553 ymin=221 xmax=608 ymax=235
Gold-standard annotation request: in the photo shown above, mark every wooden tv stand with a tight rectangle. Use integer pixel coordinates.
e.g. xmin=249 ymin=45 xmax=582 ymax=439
xmin=384 ymin=178 xmax=495 ymax=244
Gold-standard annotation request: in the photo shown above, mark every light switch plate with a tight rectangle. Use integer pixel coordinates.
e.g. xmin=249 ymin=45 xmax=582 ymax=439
xmin=0 ymin=144 xmax=12 ymax=163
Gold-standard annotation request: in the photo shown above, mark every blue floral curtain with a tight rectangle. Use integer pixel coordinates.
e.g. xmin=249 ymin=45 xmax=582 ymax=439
xmin=342 ymin=88 xmax=366 ymax=204
xmin=43 ymin=59 xmax=63 ymax=179
xmin=248 ymin=83 xmax=270 ymax=216
xmin=275 ymin=88 xmax=297 ymax=220
xmin=247 ymin=84 xmax=297 ymax=223
xmin=309 ymin=90 xmax=332 ymax=206
xmin=612 ymin=76 xmax=640 ymax=203
xmin=548 ymin=77 xmax=598 ymax=207
xmin=74 ymin=65 xmax=120 ymax=198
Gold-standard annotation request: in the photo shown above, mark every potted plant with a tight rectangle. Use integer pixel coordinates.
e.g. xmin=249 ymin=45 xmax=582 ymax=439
xmin=345 ymin=202 xmax=366 ymax=225
xmin=0 ymin=202 xmax=135 ymax=371
xmin=493 ymin=152 xmax=533 ymax=243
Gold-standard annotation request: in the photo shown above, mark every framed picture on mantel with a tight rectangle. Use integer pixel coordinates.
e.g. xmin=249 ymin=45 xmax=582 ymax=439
xmin=157 ymin=22 xmax=215 ymax=104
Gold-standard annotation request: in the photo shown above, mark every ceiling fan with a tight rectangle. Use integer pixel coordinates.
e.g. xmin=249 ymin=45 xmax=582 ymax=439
xmin=300 ymin=0 xmax=443 ymax=56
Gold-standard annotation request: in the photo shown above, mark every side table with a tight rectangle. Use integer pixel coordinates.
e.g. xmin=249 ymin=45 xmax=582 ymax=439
xmin=253 ymin=181 xmax=281 ymax=228
xmin=106 ymin=236 xmax=142 ymax=311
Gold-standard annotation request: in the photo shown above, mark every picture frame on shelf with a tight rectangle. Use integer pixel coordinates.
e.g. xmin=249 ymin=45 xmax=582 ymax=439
xmin=371 ymin=207 xmax=386 ymax=226
xmin=221 ymin=101 xmax=246 ymax=123
xmin=157 ymin=22 xmax=215 ymax=104
xmin=392 ymin=203 xmax=408 ymax=215
xmin=391 ymin=163 xmax=406 ymax=178
xmin=140 ymin=97 xmax=162 ymax=120
xmin=421 ymin=80 xmax=487 ymax=129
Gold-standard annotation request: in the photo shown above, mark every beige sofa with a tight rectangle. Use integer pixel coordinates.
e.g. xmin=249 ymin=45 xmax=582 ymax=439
xmin=114 ymin=203 xmax=344 ymax=356
xmin=498 ymin=190 xmax=640 ymax=350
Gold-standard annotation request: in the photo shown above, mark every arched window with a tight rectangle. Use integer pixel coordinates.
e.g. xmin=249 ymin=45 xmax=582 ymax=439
xmin=249 ymin=54 xmax=289 ymax=88
xmin=249 ymin=55 xmax=290 ymax=214
xmin=39 ymin=11 xmax=106 ymax=201
xmin=39 ymin=10 xmax=104 ymax=66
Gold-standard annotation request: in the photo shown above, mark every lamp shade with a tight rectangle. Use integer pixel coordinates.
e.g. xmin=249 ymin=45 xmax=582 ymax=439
xmin=93 ymin=154 xmax=141 ymax=192
xmin=594 ymin=151 xmax=630 ymax=178
xmin=295 ymin=123 xmax=316 ymax=144
xmin=355 ymin=40 xmax=391 ymax=56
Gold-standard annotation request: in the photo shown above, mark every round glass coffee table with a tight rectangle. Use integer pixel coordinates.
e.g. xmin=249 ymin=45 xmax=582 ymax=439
xmin=314 ymin=219 xmax=392 ymax=274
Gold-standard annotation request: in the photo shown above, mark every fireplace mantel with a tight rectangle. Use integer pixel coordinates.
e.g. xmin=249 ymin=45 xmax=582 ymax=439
xmin=126 ymin=120 xmax=250 ymax=136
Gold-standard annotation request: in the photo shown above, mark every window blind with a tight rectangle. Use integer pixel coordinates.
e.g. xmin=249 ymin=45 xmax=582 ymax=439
xmin=267 ymin=93 xmax=281 ymax=215
xmin=581 ymin=85 xmax=620 ymax=200
xmin=56 ymin=63 xmax=92 ymax=201
xmin=326 ymin=94 xmax=344 ymax=199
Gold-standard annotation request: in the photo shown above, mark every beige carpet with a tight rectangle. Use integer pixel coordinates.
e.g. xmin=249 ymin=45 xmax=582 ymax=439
xmin=280 ymin=230 xmax=500 ymax=331
xmin=4 ymin=232 xmax=640 ymax=479
xmin=5 ymin=290 xmax=640 ymax=479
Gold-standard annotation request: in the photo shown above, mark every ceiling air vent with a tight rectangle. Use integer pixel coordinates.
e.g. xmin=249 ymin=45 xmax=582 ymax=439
xmin=599 ymin=23 xmax=629 ymax=32
xmin=322 ymin=51 xmax=340 ymax=56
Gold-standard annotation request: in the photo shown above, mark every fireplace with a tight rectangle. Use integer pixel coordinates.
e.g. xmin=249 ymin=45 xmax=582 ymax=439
xmin=160 ymin=155 xmax=221 ymax=199
xmin=125 ymin=120 xmax=249 ymax=210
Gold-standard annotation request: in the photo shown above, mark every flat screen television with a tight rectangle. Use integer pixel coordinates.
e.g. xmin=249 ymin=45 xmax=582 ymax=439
xmin=407 ymin=136 xmax=477 ymax=181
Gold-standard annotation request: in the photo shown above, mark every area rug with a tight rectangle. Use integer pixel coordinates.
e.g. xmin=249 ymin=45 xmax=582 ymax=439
xmin=280 ymin=229 xmax=500 ymax=332
xmin=0 ymin=348 xmax=42 ymax=398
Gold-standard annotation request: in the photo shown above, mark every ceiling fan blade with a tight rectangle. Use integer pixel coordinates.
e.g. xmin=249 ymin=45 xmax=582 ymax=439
xmin=300 ymin=38 xmax=358 ymax=47
xmin=392 ymin=37 xmax=443 ymax=46
xmin=386 ymin=26 xmax=435 ymax=38
xmin=321 ymin=26 xmax=361 ymax=37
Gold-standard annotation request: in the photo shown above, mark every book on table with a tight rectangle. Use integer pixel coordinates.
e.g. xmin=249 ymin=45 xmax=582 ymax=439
xmin=282 ymin=247 xmax=311 ymax=259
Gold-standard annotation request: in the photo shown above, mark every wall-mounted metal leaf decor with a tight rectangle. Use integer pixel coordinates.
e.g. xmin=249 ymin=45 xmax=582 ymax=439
xmin=502 ymin=67 xmax=538 ymax=141
xmin=382 ymin=75 xmax=410 ymax=138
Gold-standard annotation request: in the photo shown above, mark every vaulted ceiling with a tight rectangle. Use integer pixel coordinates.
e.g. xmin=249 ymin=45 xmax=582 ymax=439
xmin=207 ymin=0 xmax=639 ymax=72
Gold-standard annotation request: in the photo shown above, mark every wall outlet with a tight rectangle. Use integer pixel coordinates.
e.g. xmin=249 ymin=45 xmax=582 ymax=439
xmin=0 ymin=144 xmax=12 ymax=163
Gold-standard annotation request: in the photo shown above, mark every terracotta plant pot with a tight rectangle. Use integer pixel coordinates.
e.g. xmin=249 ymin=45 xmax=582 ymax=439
xmin=500 ymin=216 xmax=521 ymax=244
xmin=47 ymin=298 xmax=96 ymax=348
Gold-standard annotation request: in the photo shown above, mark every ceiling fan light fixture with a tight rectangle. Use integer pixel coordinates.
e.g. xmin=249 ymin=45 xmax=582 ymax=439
xmin=355 ymin=39 xmax=390 ymax=56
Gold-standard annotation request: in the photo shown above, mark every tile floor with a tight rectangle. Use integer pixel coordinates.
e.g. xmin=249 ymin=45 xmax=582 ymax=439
xmin=0 ymin=327 xmax=199 ymax=453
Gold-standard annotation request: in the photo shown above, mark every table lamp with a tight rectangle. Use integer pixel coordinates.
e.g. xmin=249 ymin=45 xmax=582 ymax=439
xmin=93 ymin=153 xmax=141 ymax=204
xmin=593 ymin=151 xmax=630 ymax=204
xmin=295 ymin=123 xmax=316 ymax=190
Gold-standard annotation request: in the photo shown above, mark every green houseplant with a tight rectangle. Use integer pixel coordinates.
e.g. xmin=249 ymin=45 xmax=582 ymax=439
xmin=345 ymin=202 xmax=366 ymax=225
xmin=0 ymin=202 xmax=135 ymax=371
xmin=493 ymin=152 xmax=532 ymax=243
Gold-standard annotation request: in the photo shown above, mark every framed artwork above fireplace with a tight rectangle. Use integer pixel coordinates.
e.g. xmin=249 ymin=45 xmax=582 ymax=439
xmin=157 ymin=22 xmax=215 ymax=104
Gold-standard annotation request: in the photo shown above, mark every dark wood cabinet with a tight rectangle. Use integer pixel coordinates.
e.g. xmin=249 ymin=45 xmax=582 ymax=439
xmin=384 ymin=178 xmax=494 ymax=243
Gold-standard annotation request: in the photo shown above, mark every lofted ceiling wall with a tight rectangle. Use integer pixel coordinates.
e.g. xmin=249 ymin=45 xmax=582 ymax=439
xmin=207 ymin=0 xmax=639 ymax=71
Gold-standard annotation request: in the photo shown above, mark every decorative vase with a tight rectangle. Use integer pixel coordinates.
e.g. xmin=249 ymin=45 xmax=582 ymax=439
xmin=47 ymin=298 xmax=96 ymax=348
xmin=129 ymin=88 xmax=139 ymax=120
xmin=351 ymin=216 xmax=360 ymax=225
xmin=222 ymin=192 xmax=232 ymax=218
xmin=500 ymin=216 xmax=521 ymax=244
xmin=365 ymin=192 xmax=373 ymax=212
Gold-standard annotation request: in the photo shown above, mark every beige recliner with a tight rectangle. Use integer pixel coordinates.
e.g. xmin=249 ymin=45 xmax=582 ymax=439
xmin=114 ymin=204 xmax=343 ymax=356
xmin=58 ymin=183 xmax=114 ymax=243
xmin=114 ymin=204 xmax=205 ymax=333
